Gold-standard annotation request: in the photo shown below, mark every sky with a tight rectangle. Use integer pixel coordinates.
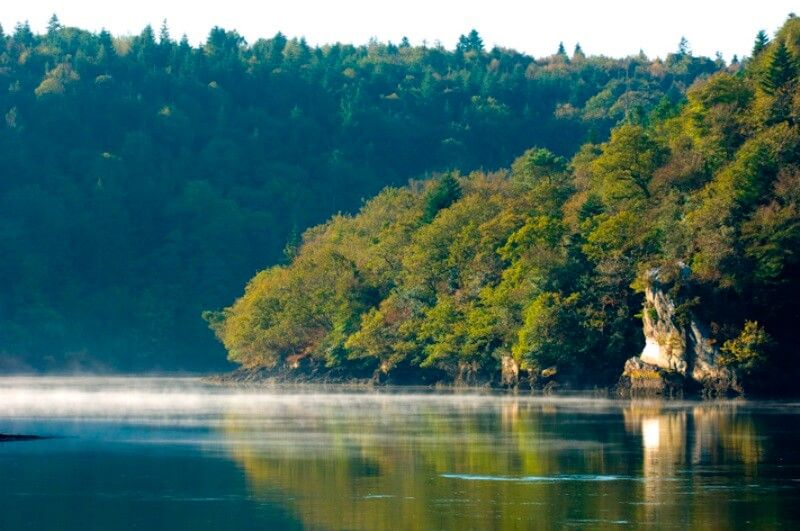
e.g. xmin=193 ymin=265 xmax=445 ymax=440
xmin=1 ymin=1 xmax=797 ymax=60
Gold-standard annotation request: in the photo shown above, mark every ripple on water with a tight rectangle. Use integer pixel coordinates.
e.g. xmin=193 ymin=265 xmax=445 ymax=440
xmin=440 ymin=473 xmax=634 ymax=482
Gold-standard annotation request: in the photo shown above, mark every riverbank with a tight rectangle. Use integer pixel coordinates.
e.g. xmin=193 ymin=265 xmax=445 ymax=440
xmin=202 ymin=366 xmax=640 ymax=398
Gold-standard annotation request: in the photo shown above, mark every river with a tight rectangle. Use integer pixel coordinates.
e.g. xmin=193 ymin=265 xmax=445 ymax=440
xmin=1 ymin=377 xmax=799 ymax=529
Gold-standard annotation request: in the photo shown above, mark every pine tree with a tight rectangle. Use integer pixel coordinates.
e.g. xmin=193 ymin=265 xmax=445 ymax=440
xmin=678 ymin=37 xmax=690 ymax=56
xmin=140 ymin=24 xmax=156 ymax=46
xmin=13 ymin=21 xmax=35 ymax=46
xmin=423 ymin=173 xmax=461 ymax=222
xmin=159 ymin=19 xmax=171 ymax=44
xmin=753 ymin=30 xmax=769 ymax=57
xmin=47 ymin=14 xmax=61 ymax=35
xmin=761 ymin=40 xmax=796 ymax=94
xmin=573 ymin=43 xmax=585 ymax=60
xmin=96 ymin=29 xmax=115 ymax=65
xmin=557 ymin=42 xmax=566 ymax=56
xmin=467 ymin=29 xmax=483 ymax=52
xmin=457 ymin=29 xmax=483 ymax=52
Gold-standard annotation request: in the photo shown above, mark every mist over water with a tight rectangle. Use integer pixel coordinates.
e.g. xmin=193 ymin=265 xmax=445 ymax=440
xmin=2 ymin=377 xmax=800 ymax=529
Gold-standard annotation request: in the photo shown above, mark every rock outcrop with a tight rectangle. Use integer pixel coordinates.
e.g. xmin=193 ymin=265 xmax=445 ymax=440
xmin=622 ymin=266 xmax=738 ymax=395
xmin=500 ymin=355 xmax=520 ymax=386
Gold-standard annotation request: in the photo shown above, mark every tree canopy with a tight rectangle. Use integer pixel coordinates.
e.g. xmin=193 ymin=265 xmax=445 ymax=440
xmin=0 ymin=18 xmax=728 ymax=371
xmin=210 ymin=16 xmax=800 ymax=392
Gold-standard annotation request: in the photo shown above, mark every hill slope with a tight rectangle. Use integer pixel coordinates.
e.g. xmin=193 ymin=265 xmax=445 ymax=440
xmin=0 ymin=20 xmax=721 ymax=370
xmin=210 ymin=17 xmax=800 ymax=392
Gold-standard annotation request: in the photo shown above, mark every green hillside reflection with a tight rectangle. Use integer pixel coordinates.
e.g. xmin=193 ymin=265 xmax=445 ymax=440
xmin=217 ymin=397 xmax=785 ymax=529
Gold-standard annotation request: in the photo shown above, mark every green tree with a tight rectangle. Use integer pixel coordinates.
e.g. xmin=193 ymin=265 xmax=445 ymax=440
xmin=591 ymin=124 xmax=665 ymax=206
xmin=512 ymin=292 xmax=583 ymax=374
xmin=159 ymin=19 xmax=171 ymax=44
xmin=760 ymin=39 xmax=796 ymax=94
xmin=720 ymin=321 xmax=772 ymax=374
xmin=752 ymin=30 xmax=769 ymax=56
xmin=423 ymin=173 xmax=462 ymax=222
xmin=457 ymin=29 xmax=484 ymax=52
xmin=678 ymin=36 xmax=690 ymax=56
xmin=46 ymin=14 xmax=61 ymax=35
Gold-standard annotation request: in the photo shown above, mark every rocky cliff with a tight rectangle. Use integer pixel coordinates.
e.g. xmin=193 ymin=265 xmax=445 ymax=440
xmin=621 ymin=267 xmax=739 ymax=395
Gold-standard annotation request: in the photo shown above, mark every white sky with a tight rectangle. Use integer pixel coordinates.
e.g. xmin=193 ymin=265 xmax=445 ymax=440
xmin=1 ymin=1 xmax=796 ymax=60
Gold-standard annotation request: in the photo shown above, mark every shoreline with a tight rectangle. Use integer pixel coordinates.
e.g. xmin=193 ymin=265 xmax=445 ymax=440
xmin=200 ymin=368 xmax=718 ymax=400
xmin=202 ymin=367 xmax=800 ymax=400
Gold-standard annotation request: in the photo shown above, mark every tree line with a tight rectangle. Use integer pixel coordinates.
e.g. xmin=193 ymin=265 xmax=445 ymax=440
xmin=1 ymin=16 xmax=723 ymax=370
xmin=209 ymin=16 xmax=800 ymax=392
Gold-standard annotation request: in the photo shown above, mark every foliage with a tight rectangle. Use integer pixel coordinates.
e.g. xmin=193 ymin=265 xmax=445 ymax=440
xmin=211 ymin=17 xmax=800 ymax=390
xmin=0 ymin=21 xmax=723 ymax=370
xmin=422 ymin=173 xmax=462 ymax=222
xmin=760 ymin=40 xmax=796 ymax=95
xmin=720 ymin=321 xmax=772 ymax=373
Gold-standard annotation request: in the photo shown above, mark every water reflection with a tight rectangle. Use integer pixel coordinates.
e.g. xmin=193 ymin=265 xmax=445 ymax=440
xmin=1 ymin=378 xmax=798 ymax=529
xmin=223 ymin=400 xmax=625 ymax=530
xmin=221 ymin=398 xmax=793 ymax=529
xmin=622 ymin=403 xmax=774 ymax=528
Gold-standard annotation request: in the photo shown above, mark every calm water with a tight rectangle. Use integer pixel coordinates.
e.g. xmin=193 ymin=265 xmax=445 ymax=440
xmin=1 ymin=378 xmax=800 ymax=530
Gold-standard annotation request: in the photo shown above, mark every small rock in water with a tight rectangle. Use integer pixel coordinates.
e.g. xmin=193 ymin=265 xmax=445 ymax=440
xmin=0 ymin=433 xmax=48 ymax=442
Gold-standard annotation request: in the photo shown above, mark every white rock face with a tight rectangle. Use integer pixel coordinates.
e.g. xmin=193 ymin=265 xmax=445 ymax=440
xmin=638 ymin=273 xmax=689 ymax=374
xmin=640 ymin=337 xmax=679 ymax=370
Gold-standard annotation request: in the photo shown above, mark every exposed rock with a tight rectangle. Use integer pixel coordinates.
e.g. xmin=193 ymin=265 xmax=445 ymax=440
xmin=619 ymin=356 xmax=683 ymax=396
xmin=639 ymin=271 xmax=689 ymax=374
xmin=622 ymin=266 xmax=738 ymax=395
xmin=455 ymin=360 xmax=483 ymax=386
xmin=500 ymin=355 xmax=519 ymax=386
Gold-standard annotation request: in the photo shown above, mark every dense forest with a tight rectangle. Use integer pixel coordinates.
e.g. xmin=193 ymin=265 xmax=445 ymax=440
xmin=0 ymin=17 xmax=724 ymax=371
xmin=210 ymin=17 xmax=800 ymax=392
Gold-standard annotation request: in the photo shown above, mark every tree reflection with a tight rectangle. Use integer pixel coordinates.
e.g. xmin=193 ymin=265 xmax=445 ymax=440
xmin=218 ymin=397 xmax=782 ymax=529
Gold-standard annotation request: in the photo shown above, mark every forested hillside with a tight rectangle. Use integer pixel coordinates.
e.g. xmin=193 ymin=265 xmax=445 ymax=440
xmin=210 ymin=17 xmax=800 ymax=392
xmin=0 ymin=17 xmax=722 ymax=371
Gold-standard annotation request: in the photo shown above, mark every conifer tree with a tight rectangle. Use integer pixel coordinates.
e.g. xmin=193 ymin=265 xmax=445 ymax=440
xmin=14 ymin=21 xmax=35 ymax=46
xmin=753 ymin=30 xmax=769 ymax=56
xmin=159 ymin=19 xmax=171 ymax=44
xmin=761 ymin=40 xmax=796 ymax=94
xmin=457 ymin=29 xmax=483 ymax=52
xmin=423 ymin=173 xmax=461 ymax=222
xmin=678 ymin=37 xmax=690 ymax=56
xmin=467 ymin=29 xmax=483 ymax=51
xmin=47 ymin=14 xmax=61 ymax=35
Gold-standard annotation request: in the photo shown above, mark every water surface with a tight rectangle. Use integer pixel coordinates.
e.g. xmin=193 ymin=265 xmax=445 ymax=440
xmin=1 ymin=377 xmax=799 ymax=529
